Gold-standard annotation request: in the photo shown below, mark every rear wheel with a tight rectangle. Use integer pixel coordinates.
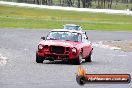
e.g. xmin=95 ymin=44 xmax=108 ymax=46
xmin=36 ymin=53 xmax=44 ymax=63
xmin=85 ymin=52 xmax=92 ymax=62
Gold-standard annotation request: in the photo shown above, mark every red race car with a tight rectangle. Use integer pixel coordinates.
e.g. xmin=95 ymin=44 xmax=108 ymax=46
xmin=36 ymin=29 xmax=93 ymax=65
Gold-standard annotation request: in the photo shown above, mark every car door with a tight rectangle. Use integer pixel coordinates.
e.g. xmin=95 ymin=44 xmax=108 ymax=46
xmin=82 ymin=33 xmax=91 ymax=58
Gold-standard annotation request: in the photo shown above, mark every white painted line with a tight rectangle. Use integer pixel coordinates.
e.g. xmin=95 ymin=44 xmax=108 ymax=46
xmin=0 ymin=1 xmax=132 ymax=15
xmin=0 ymin=53 xmax=8 ymax=66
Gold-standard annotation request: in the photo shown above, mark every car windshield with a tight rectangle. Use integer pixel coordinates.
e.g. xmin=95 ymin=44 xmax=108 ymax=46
xmin=64 ymin=25 xmax=79 ymax=30
xmin=47 ymin=31 xmax=81 ymax=42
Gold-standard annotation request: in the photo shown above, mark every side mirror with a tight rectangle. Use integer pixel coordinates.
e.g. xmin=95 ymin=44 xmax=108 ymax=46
xmin=41 ymin=37 xmax=45 ymax=40
xmin=86 ymin=37 xmax=88 ymax=40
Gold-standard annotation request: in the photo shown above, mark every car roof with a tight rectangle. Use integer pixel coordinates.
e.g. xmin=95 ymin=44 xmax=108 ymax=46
xmin=63 ymin=24 xmax=80 ymax=27
xmin=51 ymin=29 xmax=84 ymax=34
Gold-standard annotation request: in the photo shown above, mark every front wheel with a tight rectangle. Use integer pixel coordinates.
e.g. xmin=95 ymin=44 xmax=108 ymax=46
xmin=74 ymin=54 xmax=83 ymax=65
xmin=36 ymin=53 xmax=44 ymax=63
xmin=85 ymin=52 xmax=92 ymax=62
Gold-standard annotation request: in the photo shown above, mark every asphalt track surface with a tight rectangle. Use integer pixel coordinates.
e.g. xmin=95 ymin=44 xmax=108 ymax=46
xmin=0 ymin=28 xmax=132 ymax=88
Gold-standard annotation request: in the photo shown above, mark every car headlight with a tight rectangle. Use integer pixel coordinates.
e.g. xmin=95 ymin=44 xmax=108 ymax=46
xmin=38 ymin=44 xmax=43 ymax=50
xmin=72 ymin=48 xmax=77 ymax=53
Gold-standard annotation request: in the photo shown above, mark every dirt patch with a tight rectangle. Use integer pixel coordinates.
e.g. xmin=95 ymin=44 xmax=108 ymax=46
xmin=103 ymin=40 xmax=132 ymax=52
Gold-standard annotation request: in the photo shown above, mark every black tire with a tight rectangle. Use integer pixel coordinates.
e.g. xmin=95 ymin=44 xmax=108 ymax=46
xmin=36 ymin=53 xmax=44 ymax=63
xmin=85 ymin=52 xmax=92 ymax=62
xmin=49 ymin=59 xmax=54 ymax=61
xmin=74 ymin=54 xmax=83 ymax=65
xmin=76 ymin=75 xmax=86 ymax=85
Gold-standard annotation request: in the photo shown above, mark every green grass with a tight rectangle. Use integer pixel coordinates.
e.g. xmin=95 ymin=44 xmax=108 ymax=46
xmin=0 ymin=5 xmax=132 ymax=31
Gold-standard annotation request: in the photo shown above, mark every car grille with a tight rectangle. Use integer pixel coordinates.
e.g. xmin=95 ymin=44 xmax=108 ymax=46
xmin=50 ymin=46 xmax=65 ymax=54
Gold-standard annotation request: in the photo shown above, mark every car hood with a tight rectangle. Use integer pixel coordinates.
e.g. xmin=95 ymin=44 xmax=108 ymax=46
xmin=39 ymin=40 xmax=81 ymax=47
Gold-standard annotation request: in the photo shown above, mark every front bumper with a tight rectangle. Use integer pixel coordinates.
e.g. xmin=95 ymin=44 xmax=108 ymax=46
xmin=37 ymin=50 xmax=78 ymax=60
